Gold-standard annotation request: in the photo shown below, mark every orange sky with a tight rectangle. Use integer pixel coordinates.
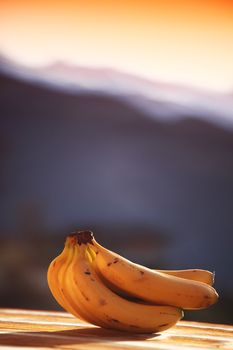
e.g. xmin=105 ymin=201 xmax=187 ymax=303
xmin=0 ymin=0 xmax=233 ymax=91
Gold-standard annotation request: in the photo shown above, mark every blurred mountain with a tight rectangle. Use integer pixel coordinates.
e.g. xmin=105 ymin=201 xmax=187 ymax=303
xmin=0 ymin=53 xmax=233 ymax=128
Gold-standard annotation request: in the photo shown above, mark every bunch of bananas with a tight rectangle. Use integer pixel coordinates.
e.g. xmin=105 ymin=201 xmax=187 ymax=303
xmin=47 ymin=230 xmax=218 ymax=333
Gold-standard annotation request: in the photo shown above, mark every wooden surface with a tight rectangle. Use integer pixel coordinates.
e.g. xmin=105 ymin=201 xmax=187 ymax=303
xmin=0 ymin=309 xmax=232 ymax=350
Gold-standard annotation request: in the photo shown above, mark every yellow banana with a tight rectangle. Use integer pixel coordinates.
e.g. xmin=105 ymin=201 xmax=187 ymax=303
xmin=62 ymin=234 xmax=183 ymax=333
xmin=47 ymin=238 xmax=70 ymax=310
xmin=154 ymin=269 xmax=214 ymax=285
xmin=61 ymin=238 xmax=110 ymax=328
xmin=47 ymin=235 xmax=92 ymax=322
xmin=90 ymin=232 xmax=218 ymax=310
xmin=47 ymin=230 xmax=219 ymax=333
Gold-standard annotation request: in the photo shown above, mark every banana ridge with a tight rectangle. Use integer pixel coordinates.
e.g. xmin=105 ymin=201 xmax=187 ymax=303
xmin=88 ymin=245 xmax=214 ymax=286
xmin=91 ymin=237 xmax=218 ymax=310
xmin=47 ymin=235 xmax=92 ymax=323
xmin=155 ymin=269 xmax=214 ymax=285
xmin=47 ymin=244 xmax=69 ymax=310
xmin=57 ymin=236 xmax=91 ymax=322
xmin=62 ymin=240 xmax=110 ymax=328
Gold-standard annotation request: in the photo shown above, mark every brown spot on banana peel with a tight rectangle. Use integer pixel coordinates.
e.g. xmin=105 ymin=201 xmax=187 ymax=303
xmin=99 ymin=298 xmax=107 ymax=306
xmin=204 ymin=294 xmax=212 ymax=299
xmin=80 ymin=290 xmax=90 ymax=301
xmin=110 ymin=319 xmax=120 ymax=323
xmin=107 ymin=258 xmax=119 ymax=266
xmin=66 ymin=234 xmax=77 ymax=245
xmin=198 ymin=294 xmax=218 ymax=308
xmin=83 ymin=272 xmax=95 ymax=281
xmin=104 ymin=314 xmax=121 ymax=324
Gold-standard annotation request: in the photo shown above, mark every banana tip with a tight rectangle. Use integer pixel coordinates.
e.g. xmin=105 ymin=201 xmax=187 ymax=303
xmin=67 ymin=229 xmax=94 ymax=246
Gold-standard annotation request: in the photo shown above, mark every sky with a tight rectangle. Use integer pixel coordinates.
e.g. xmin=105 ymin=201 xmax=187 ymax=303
xmin=0 ymin=0 xmax=233 ymax=92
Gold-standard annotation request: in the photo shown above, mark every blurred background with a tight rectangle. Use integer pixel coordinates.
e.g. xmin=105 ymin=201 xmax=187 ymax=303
xmin=0 ymin=0 xmax=233 ymax=324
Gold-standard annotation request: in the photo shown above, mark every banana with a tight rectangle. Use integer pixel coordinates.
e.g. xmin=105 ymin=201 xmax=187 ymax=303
xmin=61 ymin=233 xmax=183 ymax=333
xmin=47 ymin=235 xmax=93 ymax=323
xmin=47 ymin=238 xmax=70 ymax=310
xmin=47 ymin=230 xmax=219 ymax=333
xmin=87 ymin=247 xmax=215 ymax=296
xmin=154 ymin=269 xmax=214 ymax=286
xmin=61 ymin=238 xmax=110 ymax=328
xmin=90 ymin=232 xmax=218 ymax=310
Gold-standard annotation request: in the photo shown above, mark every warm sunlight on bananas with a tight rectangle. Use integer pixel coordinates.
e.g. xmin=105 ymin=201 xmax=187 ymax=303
xmin=47 ymin=230 xmax=218 ymax=333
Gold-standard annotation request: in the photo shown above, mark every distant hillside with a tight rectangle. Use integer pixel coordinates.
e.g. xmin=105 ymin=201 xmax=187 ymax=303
xmin=0 ymin=52 xmax=233 ymax=128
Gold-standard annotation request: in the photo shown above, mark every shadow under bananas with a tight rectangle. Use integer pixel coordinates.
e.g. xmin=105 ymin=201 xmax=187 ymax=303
xmin=0 ymin=327 xmax=159 ymax=347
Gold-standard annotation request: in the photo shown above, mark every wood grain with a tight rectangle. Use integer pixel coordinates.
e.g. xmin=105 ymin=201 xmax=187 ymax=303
xmin=0 ymin=309 xmax=232 ymax=349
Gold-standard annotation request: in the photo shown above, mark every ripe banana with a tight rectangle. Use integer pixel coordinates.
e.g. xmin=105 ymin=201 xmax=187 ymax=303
xmin=154 ymin=269 xmax=214 ymax=286
xmin=47 ymin=230 xmax=219 ymax=332
xmin=61 ymin=236 xmax=110 ymax=327
xmin=47 ymin=232 xmax=183 ymax=333
xmin=47 ymin=237 xmax=71 ymax=311
xmin=47 ymin=235 xmax=88 ymax=321
xmin=90 ymin=232 xmax=218 ymax=310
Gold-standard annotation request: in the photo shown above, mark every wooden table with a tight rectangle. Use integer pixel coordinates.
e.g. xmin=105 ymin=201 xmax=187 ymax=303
xmin=0 ymin=309 xmax=232 ymax=349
